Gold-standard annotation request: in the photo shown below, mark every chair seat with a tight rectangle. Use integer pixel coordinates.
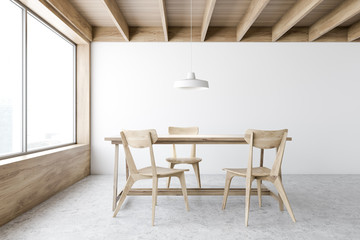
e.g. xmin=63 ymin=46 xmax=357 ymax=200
xmin=138 ymin=166 xmax=189 ymax=177
xmin=166 ymin=157 xmax=202 ymax=164
xmin=223 ymin=167 xmax=271 ymax=177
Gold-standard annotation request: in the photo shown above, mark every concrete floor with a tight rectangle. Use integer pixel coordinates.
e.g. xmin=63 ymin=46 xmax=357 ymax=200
xmin=1 ymin=174 xmax=359 ymax=240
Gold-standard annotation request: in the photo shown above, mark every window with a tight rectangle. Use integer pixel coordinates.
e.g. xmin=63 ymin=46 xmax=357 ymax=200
xmin=0 ymin=0 xmax=76 ymax=158
xmin=27 ymin=13 xmax=75 ymax=150
xmin=0 ymin=0 xmax=23 ymax=156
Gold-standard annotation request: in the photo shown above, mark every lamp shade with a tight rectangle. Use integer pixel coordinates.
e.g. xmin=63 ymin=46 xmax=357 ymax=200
xmin=174 ymin=72 xmax=209 ymax=89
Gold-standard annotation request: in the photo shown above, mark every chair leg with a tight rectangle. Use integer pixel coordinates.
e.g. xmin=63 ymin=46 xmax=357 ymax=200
xmin=192 ymin=163 xmax=201 ymax=188
xmin=178 ymin=173 xmax=189 ymax=211
xmin=152 ymin=176 xmax=158 ymax=226
xmin=256 ymin=179 xmax=262 ymax=208
xmin=166 ymin=163 xmax=175 ymax=188
xmin=273 ymin=177 xmax=296 ymax=223
xmin=154 ymin=177 xmax=159 ymax=206
xmin=113 ymin=176 xmax=135 ymax=217
xmin=278 ymin=193 xmax=284 ymax=211
xmin=278 ymin=170 xmax=284 ymax=211
xmin=245 ymin=177 xmax=253 ymax=227
xmin=222 ymin=172 xmax=235 ymax=210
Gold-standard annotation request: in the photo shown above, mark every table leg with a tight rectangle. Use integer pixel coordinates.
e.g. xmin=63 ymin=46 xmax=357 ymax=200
xmin=112 ymin=144 xmax=119 ymax=211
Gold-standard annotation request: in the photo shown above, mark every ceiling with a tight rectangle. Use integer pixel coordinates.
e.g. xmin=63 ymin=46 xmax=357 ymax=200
xmin=43 ymin=0 xmax=360 ymax=42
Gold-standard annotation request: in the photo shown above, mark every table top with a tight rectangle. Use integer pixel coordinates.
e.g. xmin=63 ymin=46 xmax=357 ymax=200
xmin=105 ymin=134 xmax=292 ymax=144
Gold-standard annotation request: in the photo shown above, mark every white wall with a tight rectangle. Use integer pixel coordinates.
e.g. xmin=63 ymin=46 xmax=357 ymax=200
xmin=91 ymin=42 xmax=360 ymax=175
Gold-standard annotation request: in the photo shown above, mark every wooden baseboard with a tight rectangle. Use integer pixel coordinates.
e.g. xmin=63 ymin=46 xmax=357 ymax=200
xmin=0 ymin=144 xmax=90 ymax=226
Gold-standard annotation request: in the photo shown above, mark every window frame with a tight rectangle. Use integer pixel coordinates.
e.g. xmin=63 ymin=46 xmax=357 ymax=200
xmin=0 ymin=0 xmax=77 ymax=160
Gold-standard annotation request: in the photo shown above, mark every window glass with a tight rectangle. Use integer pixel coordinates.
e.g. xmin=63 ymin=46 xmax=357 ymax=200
xmin=0 ymin=1 xmax=23 ymax=156
xmin=27 ymin=13 xmax=75 ymax=150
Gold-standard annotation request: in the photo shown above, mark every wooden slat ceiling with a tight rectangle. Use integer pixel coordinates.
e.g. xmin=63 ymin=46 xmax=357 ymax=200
xmin=68 ymin=0 xmax=113 ymax=26
xmin=253 ymin=0 xmax=297 ymax=26
xmin=167 ymin=0 xmax=207 ymax=27
xmin=209 ymin=0 xmax=251 ymax=27
xmin=295 ymin=0 xmax=343 ymax=26
xmin=57 ymin=0 xmax=360 ymax=42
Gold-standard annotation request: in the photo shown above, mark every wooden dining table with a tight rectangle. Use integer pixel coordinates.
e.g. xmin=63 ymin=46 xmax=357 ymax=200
xmin=105 ymin=135 xmax=292 ymax=211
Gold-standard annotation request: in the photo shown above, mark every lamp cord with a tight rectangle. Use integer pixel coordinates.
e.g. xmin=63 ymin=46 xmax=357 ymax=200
xmin=190 ymin=0 xmax=192 ymax=73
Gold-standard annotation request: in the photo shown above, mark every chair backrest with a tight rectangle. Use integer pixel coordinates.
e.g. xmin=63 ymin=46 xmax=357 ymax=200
xmin=244 ymin=129 xmax=288 ymax=177
xmin=169 ymin=126 xmax=199 ymax=158
xmin=120 ymin=129 xmax=158 ymax=175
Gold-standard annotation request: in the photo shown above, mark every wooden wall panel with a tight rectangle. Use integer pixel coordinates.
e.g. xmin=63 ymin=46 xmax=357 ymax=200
xmin=0 ymin=145 xmax=90 ymax=226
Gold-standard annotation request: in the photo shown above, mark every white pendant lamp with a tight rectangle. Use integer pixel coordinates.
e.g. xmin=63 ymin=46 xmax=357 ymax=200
xmin=174 ymin=0 xmax=209 ymax=90
xmin=173 ymin=72 xmax=209 ymax=89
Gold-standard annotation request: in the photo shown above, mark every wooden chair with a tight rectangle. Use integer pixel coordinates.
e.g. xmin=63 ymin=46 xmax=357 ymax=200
xmin=113 ymin=129 xmax=189 ymax=226
xmin=222 ymin=129 xmax=296 ymax=226
xmin=166 ymin=126 xmax=202 ymax=188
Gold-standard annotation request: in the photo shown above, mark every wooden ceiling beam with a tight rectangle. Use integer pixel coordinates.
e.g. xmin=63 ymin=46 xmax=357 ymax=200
xmin=21 ymin=0 xmax=88 ymax=44
xmin=44 ymin=0 xmax=92 ymax=41
xmin=102 ymin=0 xmax=130 ymax=41
xmin=236 ymin=0 xmax=270 ymax=41
xmin=348 ymin=21 xmax=360 ymax=41
xmin=158 ymin=0 xmax=168 ymax=41
xmin=272 ymin=0 xmax=323 ymax=42
xmin=93 ymin=26 xmax=349 ymax=43
xmin=309 ymin=0 xmax=360 ymax=41
xmin=200 ymin=0 xmax=217 ymax=41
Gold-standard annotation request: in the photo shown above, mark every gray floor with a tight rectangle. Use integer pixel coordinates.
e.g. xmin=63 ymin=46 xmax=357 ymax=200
xmin=1 ymin=174 xmax=359 ymax=240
